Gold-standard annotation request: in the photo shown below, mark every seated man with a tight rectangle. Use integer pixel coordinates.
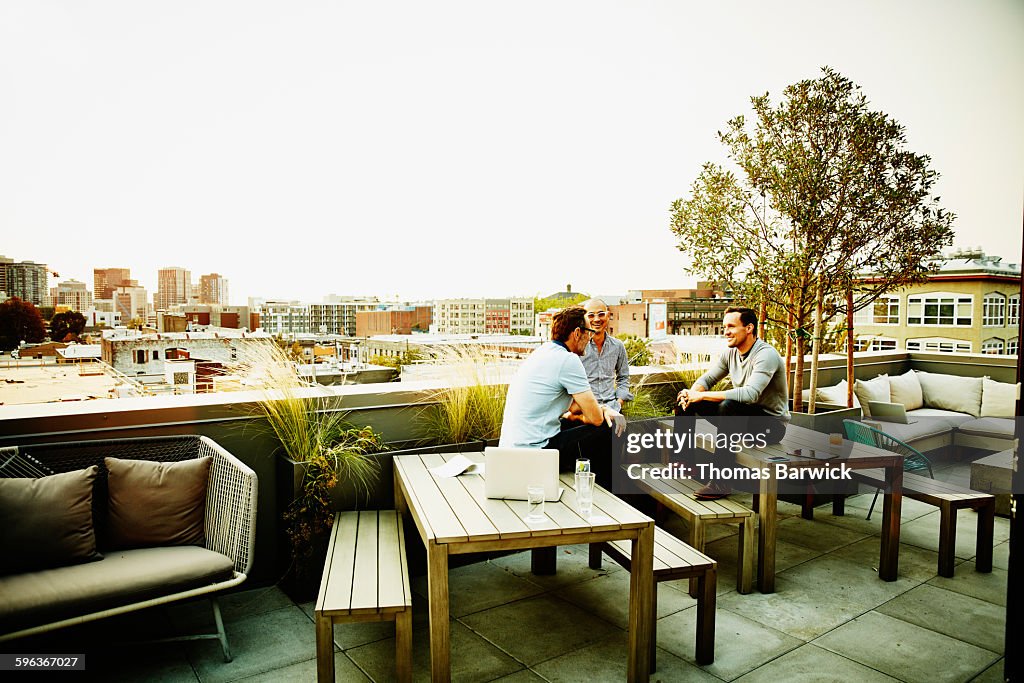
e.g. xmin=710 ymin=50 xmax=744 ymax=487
xmin=676 ymin=306 xmax=790 ymax=499
xmin=499 ymin=305 xmax=622 ymax=481
xmin=580 ymin=298 xmax=634 ymax=412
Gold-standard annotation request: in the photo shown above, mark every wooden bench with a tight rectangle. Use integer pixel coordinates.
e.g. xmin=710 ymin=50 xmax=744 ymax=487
xmin=851 ymin=469 xmax=995 ymax=578
xmin=591 ymin=527 xmax=717 ymax=667
xmin=315 ymin=510 xmax=412 ymax=683
xmin=635 ymin=475 xmax=754 ymax=596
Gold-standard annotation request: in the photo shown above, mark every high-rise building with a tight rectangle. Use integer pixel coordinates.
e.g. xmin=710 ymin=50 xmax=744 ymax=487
xmin=0 ymin=257 xmax=49 ymax=306
xmin=114 ymin=285 xmax=150 ymax=323
xmin=93 ymin=267 xmax=132 ymax=299
xmin=309 ymin=297 xmax=380 ymax=336
xmin=199 ymin=273 xmax=229 ymax=305
xmin=50 ymin=279 xmax=93 ymax=312
xmin=156 ymin=266 xmax=191 ymax=311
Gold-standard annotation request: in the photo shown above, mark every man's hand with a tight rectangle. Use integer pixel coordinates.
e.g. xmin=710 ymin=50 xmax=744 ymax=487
xmin=677 ymin=388 xmax=705 ymax=410
xmin=601 ymin=405 xmax=627 ymax=436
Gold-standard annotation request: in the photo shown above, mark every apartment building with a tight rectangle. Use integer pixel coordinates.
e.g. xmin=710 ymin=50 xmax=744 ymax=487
xmin=854 ymin=251 xmax=1021 ymax=355
xmin=113 ymin=285 xmax=151 ymax=323
xmin=1 ymin=257 xmax=49 ymax=305
xmin=156 ymin=266 xmax=191 ymax=311
xmin=258 ymin=300 xmax=310 ymax=336
xmin=183 ymin=304 xmax=254 ymax=330
xmin=356 ymin=306 xmax=433 ymax=336
xmin=199 ymin=273 xmax=229 ymax=305
xmin=434 ymin=298 xmax=534 ymax=335
xmin=93 ymin=268 xmax=132 ymax=299
xmin=309 ymin=298 xmax=380 ymax=336
xmin=50 ymin=279 xmax=93 ymax=312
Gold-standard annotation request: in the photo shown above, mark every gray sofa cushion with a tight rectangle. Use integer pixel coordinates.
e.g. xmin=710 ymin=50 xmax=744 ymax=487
xmin=0 ymin=466 xmax=102 ymax=575
xmin=0 ymin=546 xmax=234 ymax=635
xmin=870 ymin=416 xmax=959 ymax=444
xmin=957 ymin=417 xmax=1015 ymax=440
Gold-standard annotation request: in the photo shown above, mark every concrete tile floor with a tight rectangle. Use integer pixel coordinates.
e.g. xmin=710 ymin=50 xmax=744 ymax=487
xmin=7 ymin=482 xmax=1012 ymax=682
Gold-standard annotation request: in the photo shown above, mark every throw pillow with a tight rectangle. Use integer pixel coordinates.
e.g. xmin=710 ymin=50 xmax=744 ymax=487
xmin=914 ymin=371 xmax=984 ymax=417
xmin=104 ymin=456 xmax=212 ymax=549
xmin=0 ymin=466 xmax=102 ymax=575
xmin=816 ymin=380 xmax=859 ymax=407
xmin=853 ymin=375 xmax=890 ymax=416
xmin=888 ymin=370 xmax=924 ymax=411
xmin=980 ymin=378 xmax=1019 ymax=418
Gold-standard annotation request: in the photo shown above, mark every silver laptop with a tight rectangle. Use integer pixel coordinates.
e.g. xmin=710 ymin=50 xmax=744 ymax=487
xmin=868 ymin=401 xmax=918 ymax=424
xmin=483 ymin=447 xmax=562 ymax=501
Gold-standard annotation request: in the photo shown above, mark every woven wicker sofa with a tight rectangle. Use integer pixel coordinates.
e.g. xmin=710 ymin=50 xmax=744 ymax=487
xmin=0 ymin=435 xmax=257 ymax=661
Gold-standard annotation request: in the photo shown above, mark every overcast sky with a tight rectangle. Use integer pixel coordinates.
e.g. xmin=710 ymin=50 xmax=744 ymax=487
xmin=2 ymin=0 xmax=1022 ymax=305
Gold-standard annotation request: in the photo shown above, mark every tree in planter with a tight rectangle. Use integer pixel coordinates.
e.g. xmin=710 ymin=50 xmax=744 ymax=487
xmin=617 ymin=333 xmax=652 ymax=368
xmin=670 ymin=67 xmax=954 ymax=412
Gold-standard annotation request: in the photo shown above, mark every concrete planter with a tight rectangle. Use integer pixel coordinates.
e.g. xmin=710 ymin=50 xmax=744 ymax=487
xmin=788 ymin=404 xmax=862 ymax=435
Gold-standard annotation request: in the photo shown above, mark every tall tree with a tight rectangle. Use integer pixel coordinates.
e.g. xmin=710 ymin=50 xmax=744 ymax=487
xmin=670 ymin=67 xmax=954 ymax=411
xmin=50 ymin=311 xmax=87 ymax=342
xmin=0 ymin=297 xmax=47 ymax=350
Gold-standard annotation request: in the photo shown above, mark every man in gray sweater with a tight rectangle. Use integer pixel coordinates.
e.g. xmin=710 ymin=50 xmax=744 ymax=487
xmin=675 ymin=306 xmax=790 ymax=499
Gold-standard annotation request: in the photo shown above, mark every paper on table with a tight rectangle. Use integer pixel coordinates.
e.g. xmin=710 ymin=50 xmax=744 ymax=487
xmin=430 ymin=454 xmax=484 ymax=478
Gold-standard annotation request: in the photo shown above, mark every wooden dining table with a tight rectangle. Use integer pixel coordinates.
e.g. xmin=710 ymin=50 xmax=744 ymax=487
xmin=393 ymin=451 xmax=656 ymax=683
xmin=733 ymin=422 xmax=905 ymax=592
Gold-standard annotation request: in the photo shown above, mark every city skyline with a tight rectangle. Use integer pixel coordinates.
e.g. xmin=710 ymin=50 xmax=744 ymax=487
xmin=2 ymin=1 xmax=1022 ymax=304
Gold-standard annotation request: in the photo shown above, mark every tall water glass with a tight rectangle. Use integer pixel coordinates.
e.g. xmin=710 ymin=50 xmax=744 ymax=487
xmin=526 ymin=485 xmax=546 ymax=523
xmin=575 ymin=471 xmax=595 ymax=519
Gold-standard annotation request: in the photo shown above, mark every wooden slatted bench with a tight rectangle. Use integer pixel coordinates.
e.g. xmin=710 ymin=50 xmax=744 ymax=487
xmin=591 ymin=527 xmax=716 ymax=667
xmin=634 ymin=474 xmax=754 ymax=596
xmin=315 ymin=510 xmax=412 ymax=683
xmin=851 ymin=469 xmax=995 ymax=578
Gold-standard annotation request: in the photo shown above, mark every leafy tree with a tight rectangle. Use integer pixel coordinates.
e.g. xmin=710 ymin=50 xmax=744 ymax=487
xmin=670 ymin=67 xmax=954 ymax=411
xmin=533 ymin=293 xmax=588 ymax=313
xmin=617 ymin=333 xmax=652 ymax=367
xmin=50 ymin=311 xmax=87 ymax=342
xmin=38 ymin=306 xmax=55 ymax=320
xmin=0 ymin=297 xmax=47 ymax=350
xmin=127 ymin=317 xmax=146 ymax=330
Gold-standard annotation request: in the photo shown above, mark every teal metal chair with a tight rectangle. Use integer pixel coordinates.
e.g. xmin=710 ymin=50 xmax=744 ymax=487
xmin=842 ymin=419 xmax=934 ymax=520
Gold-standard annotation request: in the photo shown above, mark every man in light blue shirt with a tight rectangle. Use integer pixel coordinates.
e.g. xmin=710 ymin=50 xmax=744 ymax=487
xmin=500 ymin=306 xmax=621 ymax=475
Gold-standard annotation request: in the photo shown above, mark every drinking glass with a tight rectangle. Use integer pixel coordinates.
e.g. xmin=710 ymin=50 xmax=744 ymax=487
xmin=575 ymin=471 xmax=595 ymax=518
xmin=526 ymin=485 xmax=546 ymax=523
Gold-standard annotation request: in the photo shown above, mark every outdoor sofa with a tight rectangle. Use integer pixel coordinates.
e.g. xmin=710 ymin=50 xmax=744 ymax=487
xmin=0 ymin=435 xmax=257 ymax=661
xmin=810 ymin=371 xmax=1018 ymax=455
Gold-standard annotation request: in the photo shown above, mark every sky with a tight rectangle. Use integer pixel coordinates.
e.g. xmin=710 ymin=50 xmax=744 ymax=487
xmin=2 ymin=0 xmax=1022 ymax=306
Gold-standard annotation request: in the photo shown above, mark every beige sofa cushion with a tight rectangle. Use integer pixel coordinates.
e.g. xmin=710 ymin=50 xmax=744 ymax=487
xmin=888 ymin=370 xmax=924 ymax=411
xmin=854 ymin=375 xmax=890 ymax=416
xmin=980 ymin=378 xmax=1019 ymax=418
xmin=914 ymin=371 xmax=983 ymax=417
xmin=0 ymin=467 xmax=102 ymax=575
xmin=105 ymin=456 xmax=212 ymax=549
xmin=0 ymin=546 xmax=234 ymax=635
xmin=817 ymin=380 xmax=859 ymax=407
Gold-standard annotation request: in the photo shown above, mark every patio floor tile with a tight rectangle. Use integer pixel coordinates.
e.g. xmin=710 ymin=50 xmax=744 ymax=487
xmin=991 ymin=541 xmax=1009 ymax=571
xmin=732 ymin=643 xmax=899 ymax=682
xmin=897 ymin=510 xmax=1011 ymax=561
xmin=971 ymin=659 xmax=1007 ymax=682
xmin=774 ymin=515 xmax=871 ymax=553
xmin=656 ymin=603 xmax=803 ymax=680
xmin=558 ymin=569 xmax=696 ymax=629
xmin=183 ymin=605 xmax=318 ymax=683
xmin=813 ymin=611 xmax=1000 ymax=683
xmin=346 ymin=619 xmax=523 ymax=683
xmin=232 ymin=652 xmax=370 ymax=682
xmin=829 ymin=536 xmax=945 ymax=583
xmin=927 ymin=567 xmax=1009 ymax=607
xmin=875 ymin=583 xmax=1005 ymax=653
xmin=459 ymin=593 xmax=621 ymax=666
xmin=487 ymin=544 xmax=620 ymax=589
xmin=532 ymin=631 xmax=720 ymax=682
xmin=411 ymin=558 xmax=545 ymax=617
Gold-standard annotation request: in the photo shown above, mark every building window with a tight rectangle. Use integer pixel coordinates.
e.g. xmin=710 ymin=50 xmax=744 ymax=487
xmin=1007 ymin=338 xmax=1019 ymax=356
xmin=853 ymin=337 xmax=897 ymax=352
xmin=854 ymin=296 xmax=900 ymax=325
xmin=983 ymin=293 xmax=1006 ymax=327
xmin=982 ymin=338 xmax=1005 ymax=355
xmin=905 ymin=337 xmax=973 ymax=354
xmin=906 ymin=293 xmax=972 ymax=326
xmin=1008 ymin=295 xmax=1020 ymax=327
xmin=134 ymin=349 xmax=147 ymax=364
xmin=152 ymin=350 xmax=159 ymax=360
